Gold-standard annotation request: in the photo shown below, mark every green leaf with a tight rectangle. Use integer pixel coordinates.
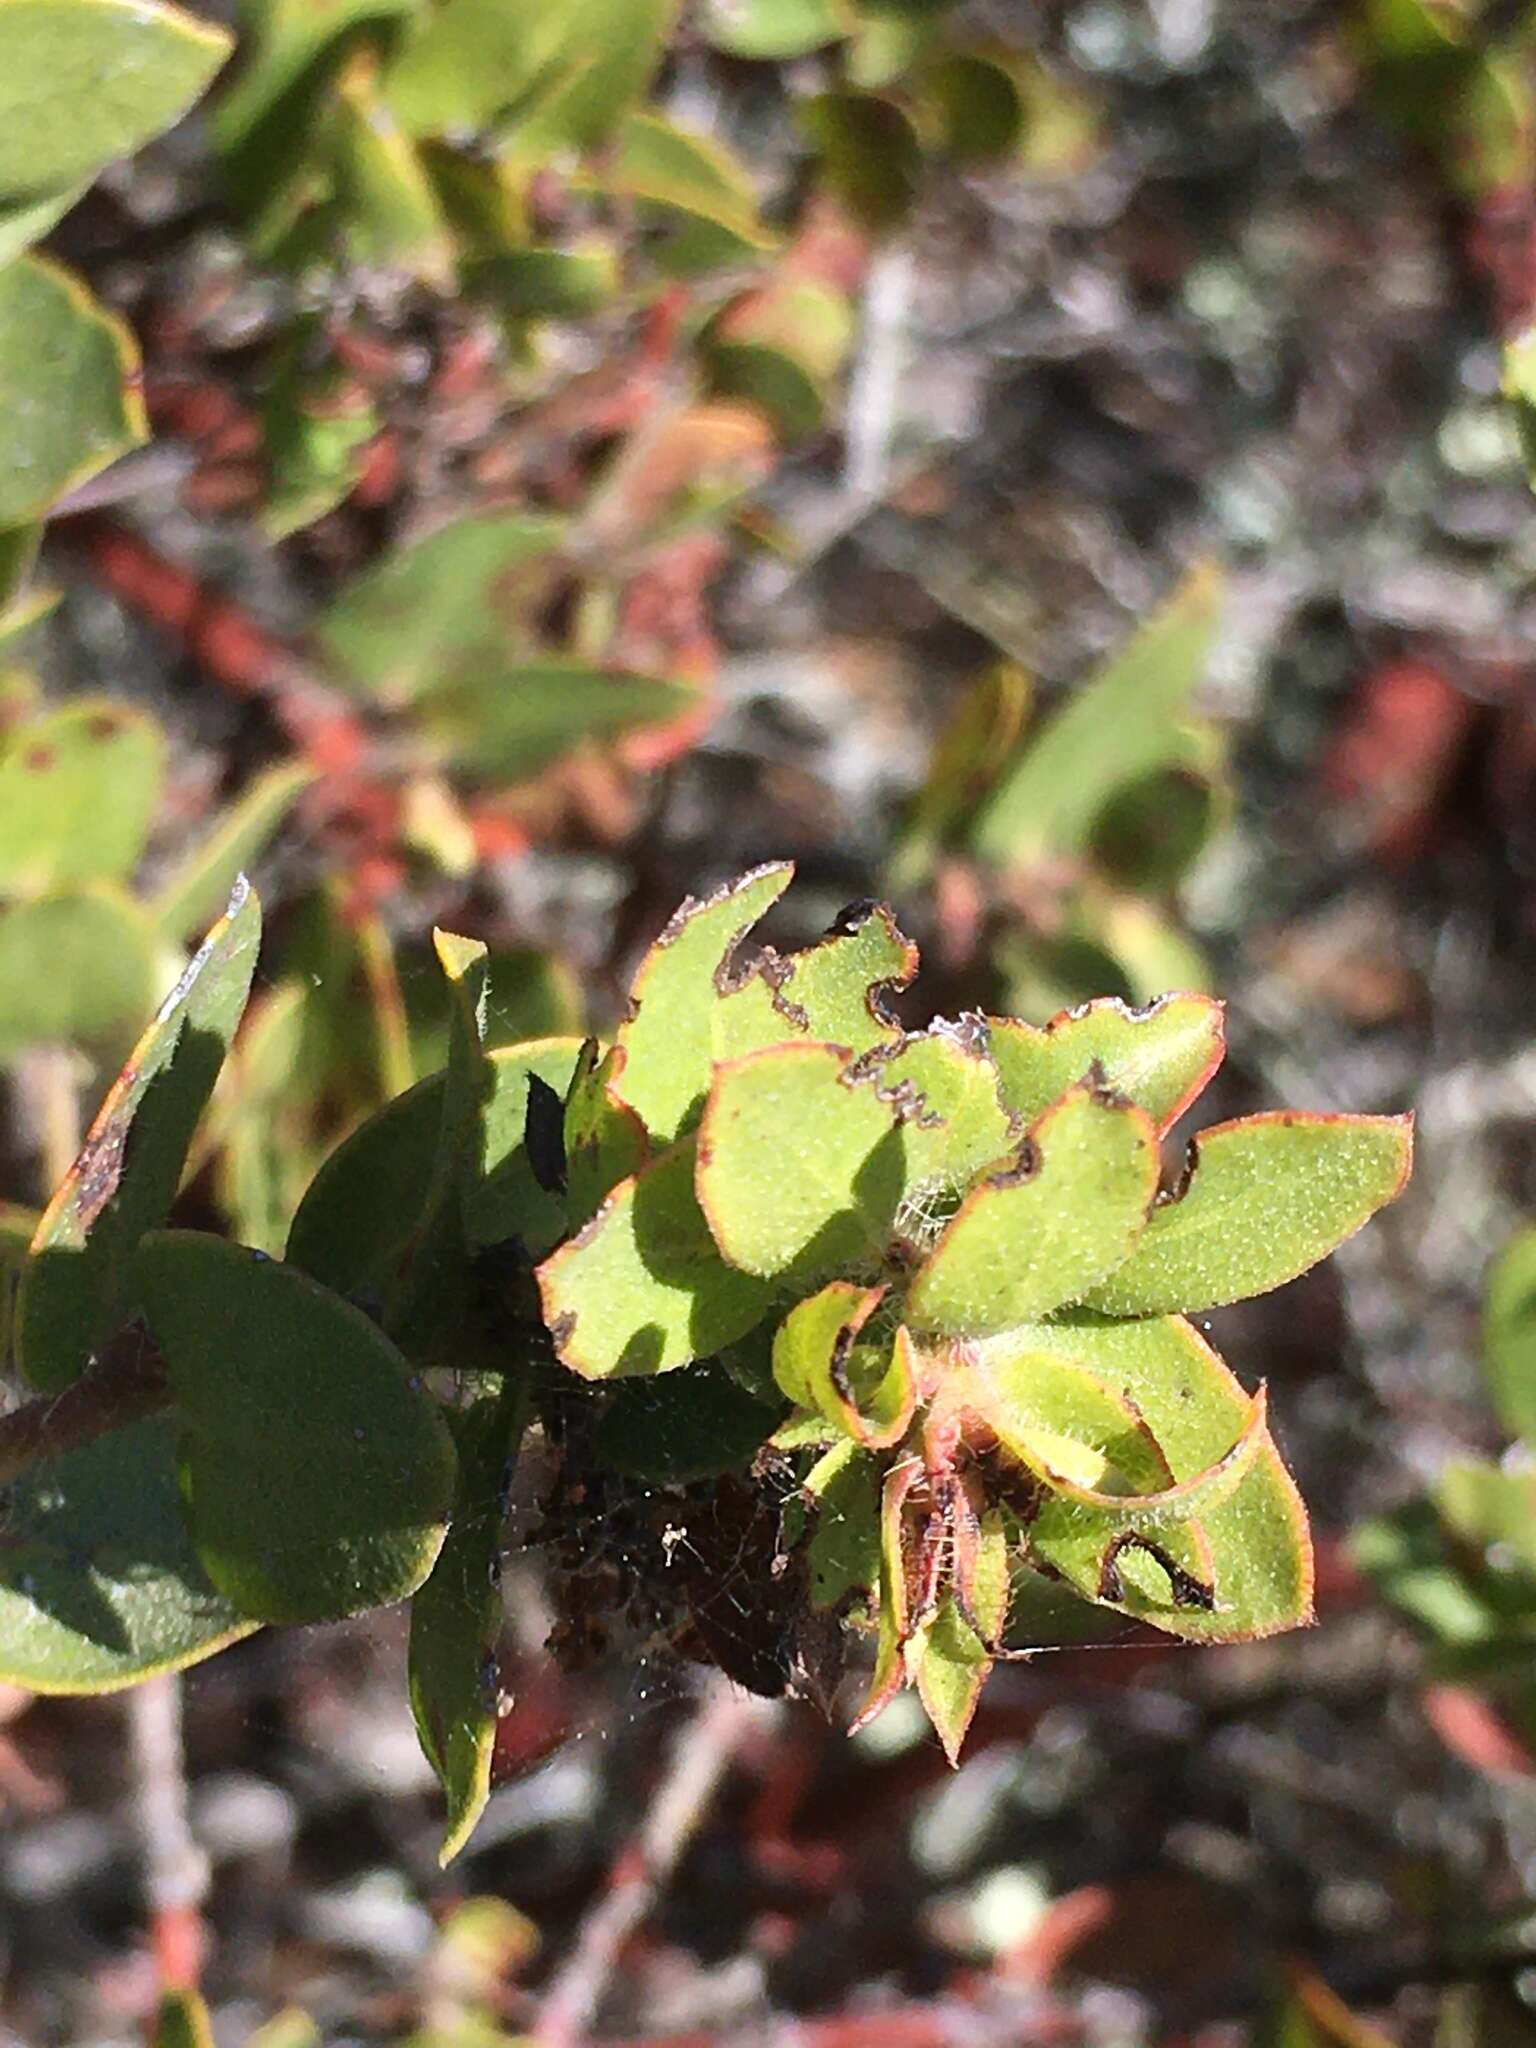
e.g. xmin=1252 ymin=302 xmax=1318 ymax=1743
xmin=138 ymin=1230 xmax=457 ymax=1624
xmin=598 ymin=112 xmax=775 ymax=259
xmin=919 ymin=49 xmax=1026 ymax=163
xmin=17 ymin=877 xmax=262 ymax=1389
xmin=385 ymin=0 xmax=565 ymax=135
xmin=152 ymin=1989 xmax=217 ymax=2048
xmin=696 ymin=1040 xmax=907 ymax=1280
xmin=409 ymin=1381 xmax=526 ymax=1865
xmin=149 ymin=759 xmax=314 ymax=942
xmin=333 ymin=62 xmax=455 ymax=287
xmin=0 ymin=0 xmax=230 ymax=207
xmin=563 ymin=1038 xmax=649 ymax=1230
xmin=1503 ymin=328 xmax=1536 ymax=487
xmin=907 ymin=1515 xmax=1008 ymax=1765
xmin=1484 ymin=1224 xmax=1536 ymax=1443
xmin=772 ymin=1280 xmax=915 ymax=1448
xmin=462 ymin=1037 xmax=586 ymax=1256
xmin=0 ymin=699 xmax=164 ymax=891
xmin=969 ymin=562 xmax=1222 ymax=870
xmin=0 ymin=184 xmax=86 ymax=265
xmin=853 ymin=1023 xmax=1017 ymax=1196
xmin=493 ymin=0 xmax=682 ymax=158
xmin=593 ymin=1363 xmax=783 ymax=1482
xmin=259 ymin=339 xmax=379 ymax=540
xmin=987 ymin=993 xmax=1225 ymax=1135
xmin=1083 ymin=1111 xmax=1414 ymax=1316
xmin=0 ymin=1416 xmax=256 ymax=1692
xmin=1352 ymin=1500 xmax=1504 ymax=1650
xmin=799 ymin=91 xmax=923 ymax=233
xmin=698 ymin=0 xmax=850 ymax=57
xmin=804 ymin=1440 xmax=881 ymax=1608
xmin=613 ymin=863 xmax=793 ymax=1144
xmin=0 ymin=255 xmax=148 ymax=525
xmin=537 ymin=1137 xmax=773 ymax=1378
xmin=0 ymin=885 xmax=156 ymax=1060
xmin=1005 ymin=1313 xmax=1313 ymax=1641
xmin=316 ymin=510 xmax=566 ymax=703
xmin=713 ymin=897 xmax=916 ymax=1063
xmin=906 ymin=1084 xmax=1159 ymax=1336
xmin=472 ymin=241 xmax=618 ymax=319
xmin=421 ymin=660 xmax=699 ymax=786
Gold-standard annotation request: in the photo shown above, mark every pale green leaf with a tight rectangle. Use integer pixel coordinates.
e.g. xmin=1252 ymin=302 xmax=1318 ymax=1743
xmin=537 ymin=1137 xmax=773 ymax=1377
xmin=1083 ymin=1111 xmax=1414 ymax=1316
xmin=0 ymin=0 xmax=230 ymax=207
xmin=771 ymin=1279 xmax=914 ymax=1447
xmin=0 ymin=699 xmax=164 ymax=892
xmin=906 ymin=1084 xmax=1159 ymax=1336
xmin=0 ymin=255 xmax=147 ymax=525
xmin=1484 ymin=1224 xmax=1536 ymax=1443
xmin=696 ymin=1040 xmax=907 ymax=1280
xmin=613 ymin=863 xmax=793 ymax=1143
xmin=138 ymin=1230 xmax=457 ymax=1624
xmin=0 ymin=886 xmax=156 ymax=1060
xmin=987 ymin=993 xmax=1224 ymax=1135
xmin=698 ymin=0 xmax=850 ymax=57
xmin=712 ymin=897 xmax=915 ymax=1063
xmin=853 ymin=1023 xmax=1017 ymax=1196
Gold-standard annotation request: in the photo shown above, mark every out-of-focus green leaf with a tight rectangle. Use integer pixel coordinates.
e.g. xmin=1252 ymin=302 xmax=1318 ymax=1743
xmin=889 ymin=660 xmax=1030 ymax=889
xmin=315 ymin=511 xmax=566 ymax=702
xmin=800 ymin=90 xmax=923 ymax=233
xmin=409 ymin=1381 xmax=525 ymax=1864
xmin=385 ymin=0 xmax=564 ymax=135
xmin=260 ymin=339 xmax=379 ymax=539
xmin=0 ymin=256 xmax=148 ymax=525
xmin=1485 ymin=1224 xmax=1536 ymax=1444
xmin=987 ymin=993 xmax=1225 ymax=1135
xmin=536 ymin=1138 xmax=773 ymax=1377
xmin=612 ymin=863 xmax=793 ymax=1144
xmin=906 ymin=1085 xmax=1158 ymax=1335
xmin=698 ymin=0 xmax=850 ymax=58
xmin=496 ymin=0 xmax=682 ymax=160
xmin=153 ymin=1989 xmax=217 ymax=2048
xmin=0 ymin=886 xmax=157 ymax=1059
xmin=705 ymin=280 xmax=854 ymax=438
xmin=473 ymin=241 xmax=618 ymax=319
xmin=0 ymin=184 xmax=87 ymax=265
xmin=17 ymin=878 xmax=262 ymax=1389
xmin=969 ymin=563 xmax=1222 ymax=871
xmin=696 ymin=1041 xmax=906 ymax=1280
xmin=333 ymin=58 xmax=455 ymax=286
xmin=1503 ymin=328 xmax=1536 ymax=487
xmin=0 ymin=0 xmax=230 ymax=207
xmin=150 ymin=760 xmax=314 ymax=942
xmin=600 ymin=112 xmax=775 ymax=260
xmin=0 ymin=1417 xmax=255 ymax=1692
xmin=139 ymin=1229 xmax=457 ymax=1624
xmin=919 ymin=49 xmax=1026 ymax=162
xmin=1438 ymin=1459 xmax=1536 ymax=1582
xmin=0 ymin=701 xmax=164 ymax=892
xmin=421 ymin=661 xmax=699 ymax=786
xmin=1084 ymin=1112 xmax=1414 ymax=1316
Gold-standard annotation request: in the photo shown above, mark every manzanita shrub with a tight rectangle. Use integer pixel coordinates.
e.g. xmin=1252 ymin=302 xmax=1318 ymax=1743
xmin=0 ymin=866 xmax=1412 ymax=1860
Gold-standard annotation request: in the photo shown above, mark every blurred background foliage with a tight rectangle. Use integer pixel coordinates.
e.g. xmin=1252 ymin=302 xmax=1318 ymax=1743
xmin=5 ymin=0 xmax=1536 ymax=2041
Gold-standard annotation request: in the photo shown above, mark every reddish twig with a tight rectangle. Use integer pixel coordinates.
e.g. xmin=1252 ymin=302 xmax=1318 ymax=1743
xmin=531 ymin=1681 xmax=777 ymax=2048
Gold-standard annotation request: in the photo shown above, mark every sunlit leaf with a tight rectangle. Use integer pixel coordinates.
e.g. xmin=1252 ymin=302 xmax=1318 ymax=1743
xmin=906 ymin=1084 xmax=1158 ymax=1335
xmin=772 ymin=1280 xmax=915 ymax=1448
xmin=537 ymin=1138 xmax=773 ymax=1377
xmin=1084 ymin=1112 xmax=1414 ymax=1316
xmin=907 ymin=1512 xmax=1008 ymax=1764
xmin=17 ymin=879 xmax=261 ymax=1389
xmin=987 ymin=993 xmax=1224 ymax=1135
xmin=0 ymin=700 xmax=163 ymax=892
xmin=1484 ymin=1223 xmax=1536 ymax=1444
xmin=712 ymin=897 xmax=915 ymax=1062
xmin=697 ymin=0 xmax=850 ymax=58
xmin=0 ymin=886 xmax=156 ymax=1060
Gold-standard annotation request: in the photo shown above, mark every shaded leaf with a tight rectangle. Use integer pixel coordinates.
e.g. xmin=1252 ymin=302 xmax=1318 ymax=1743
xmin=138 ymin=1230 xmax=457 ymax=1624
xmin=593 ymin=1363 xmax=783 ymax=1482
xmin=0 ymin=1416 xmax=255 ymax=1693
xmin=537 ymin=1138 xmax=773 ymax=1378
xmin=0 ymin=256 xmax=148 ymax=525
xmin=1084 ymin=1111 xmax=1414 ymax=1316
xmin=696 ymin=1040 xmax=907 ymax=1280
xmin=17 ymin=878 xmax=261 ymax=1389
xmin=0 ymin=699 xmax=164 ymax=891
xmin=906 ymin=1084 xmax=1159 ymax=1335
xmin=422 ymin=660 xmax=699 ymax=786
xmin=563 ymin=1038 xmax=650 ymax=1230
xmin=153 ymin=1989 xmax=217 ymax=2048
xmin=919 ymin=49 xmax=1026 ymax=163
xmin=0 ymin=0 xmax=230 ymax=207
xmin=409 ymin=1381 xmax=525 ymax=1865
xmin=1484 ymin=1223 xmax=1536 ymax=1443
xmin=613 ymin=863 xmax=793 ymax=1143
xmin=987 ymin=993 xmax=1225 ymax=1135
xmin=800 ymin=91 xmax=923 ymax=233
xmin=804 ymin=1440 xmax=881 ymax=1609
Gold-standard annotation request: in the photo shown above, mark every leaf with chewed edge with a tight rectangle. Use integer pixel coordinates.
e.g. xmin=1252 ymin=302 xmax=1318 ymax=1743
xmin=988 ymin=994 xmax=1224 ymax=1135
xmin=139 ymin=1231 xmax=457 ymax=1625
xmin=906 ymin=1084 xmax=1159 ymax=1336
xmin=537 ymin=1138 xmax=774 ymax=1377
xmin=612 ymin=863 xmax=793 ymax=1143
xmin=409 ymin=1379 xmax=525 ymax=1865
xmin=697 ymin=1040 xmax=906 ymax=1281
xmin=712 ymin=898 xmax=917 ymax=1062
xmin=18 ymin=877 xmax=262 ymax=1391
xmin=772 ymin=1280 xmax=915 ymax=1448
xmin=1083 ymin=1112 xmax=1414 ymax=1316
